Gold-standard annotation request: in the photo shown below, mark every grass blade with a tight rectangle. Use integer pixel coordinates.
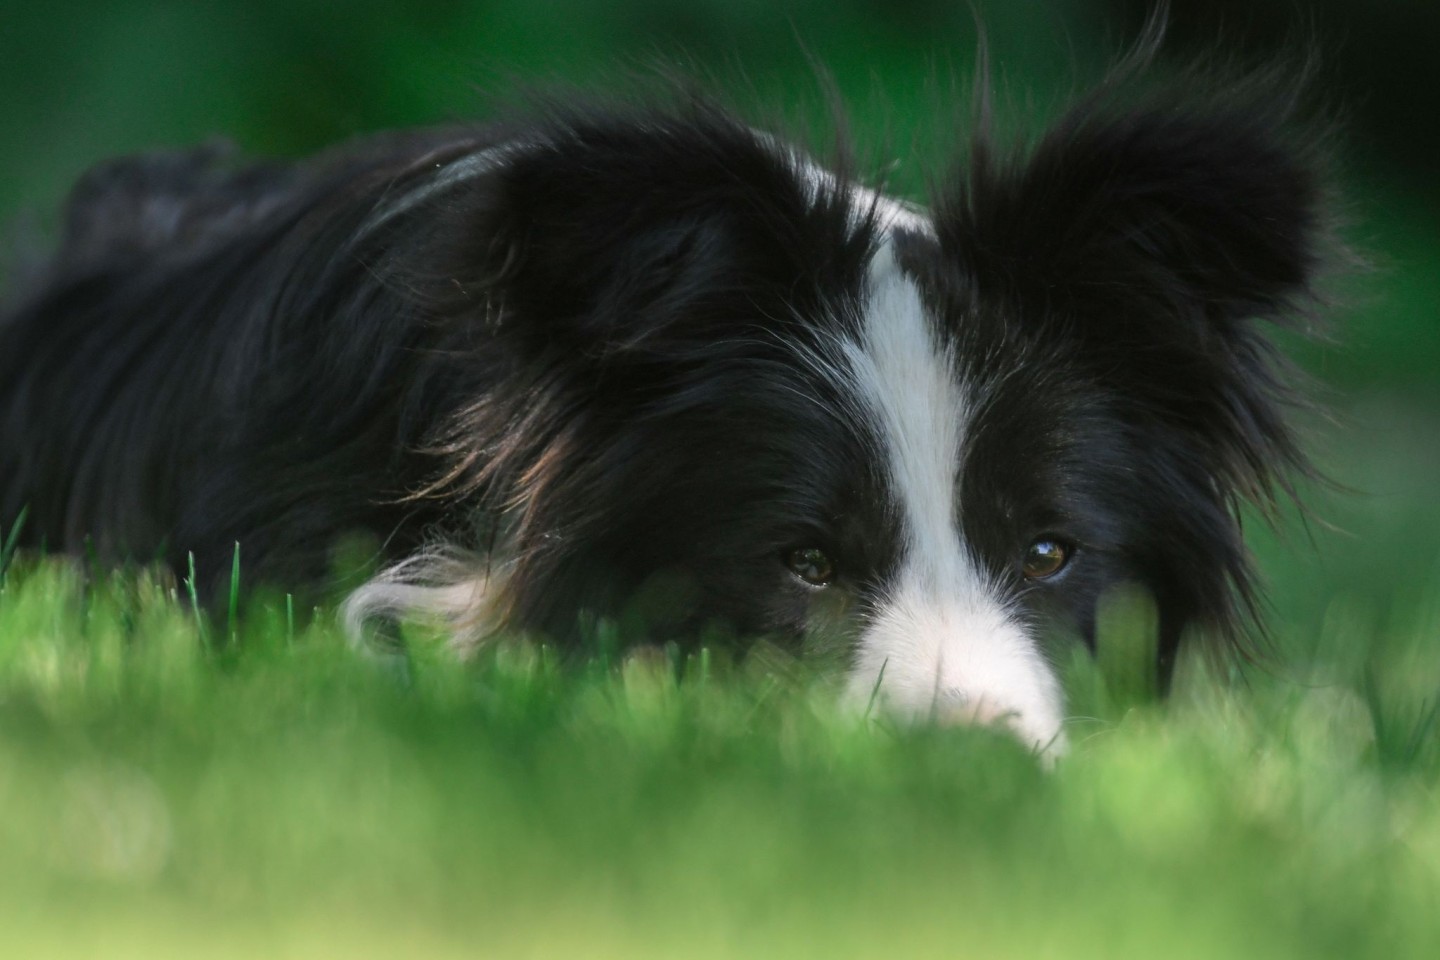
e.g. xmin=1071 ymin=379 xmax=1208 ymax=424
xmin=0 ymin=504 xmax=28 ymax=585
xmin=228 ymin=541 xmax=241 ymax=647
xmin=185 ymin=550 xmax=209 ymax=646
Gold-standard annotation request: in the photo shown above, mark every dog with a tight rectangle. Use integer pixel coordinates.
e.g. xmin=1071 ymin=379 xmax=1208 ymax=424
xmin=0 ymin=61 xmax=1337 ymax=752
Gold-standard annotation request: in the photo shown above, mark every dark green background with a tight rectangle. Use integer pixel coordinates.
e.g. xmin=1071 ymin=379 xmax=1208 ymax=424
xmin=1 ymin=0 xmax=1436 ymax=651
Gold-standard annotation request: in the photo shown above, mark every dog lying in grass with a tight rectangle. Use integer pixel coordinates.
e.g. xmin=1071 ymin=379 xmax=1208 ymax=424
xmin=0 ymin=52 xmax=1340 ymax=751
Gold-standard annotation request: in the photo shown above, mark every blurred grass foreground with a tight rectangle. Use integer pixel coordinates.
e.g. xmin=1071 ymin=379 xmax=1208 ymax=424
xmin=1 ymin=547 xmax=1439 ymax=959
xmin=2 ymin=1 xmax=1440 ymax=957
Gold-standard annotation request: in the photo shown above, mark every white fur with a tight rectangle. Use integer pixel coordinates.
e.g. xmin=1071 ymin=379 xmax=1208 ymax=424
xmin=750 ymin=132 xmax=932 ymax=236
xmin=849 ymin=182 xmax=933 ymax=236
xmin=342 ymin=548 xmax=504 ymax=655
xmin=840 ymin=242 xmax=1066 ymax=753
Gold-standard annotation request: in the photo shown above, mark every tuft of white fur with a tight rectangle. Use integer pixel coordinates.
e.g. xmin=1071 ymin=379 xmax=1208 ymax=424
xmin=839 ymin=241 xmax=1066 ymax=754
xmin=748 ymin=131 xmax=933 ymax=236
xmin=341 ymin=547 xmax=507 ymax=655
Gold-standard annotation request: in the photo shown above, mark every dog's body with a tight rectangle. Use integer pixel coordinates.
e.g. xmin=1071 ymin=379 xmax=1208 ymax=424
xmin=0 ymin=73 xmax=1333 ymax=749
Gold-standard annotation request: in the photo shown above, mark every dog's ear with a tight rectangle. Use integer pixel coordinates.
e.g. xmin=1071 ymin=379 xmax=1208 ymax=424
xmin=437 ymin=109 xmax=867 ymax=361
xmin=943 ymin=83 xmax=1332 ymax=327
xmin=940 ymin=81 xmax=1337 ymax=502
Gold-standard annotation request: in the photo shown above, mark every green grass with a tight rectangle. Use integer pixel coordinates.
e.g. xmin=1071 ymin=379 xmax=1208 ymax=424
xmin=1 ymin=527 xmax=1437 ymax=958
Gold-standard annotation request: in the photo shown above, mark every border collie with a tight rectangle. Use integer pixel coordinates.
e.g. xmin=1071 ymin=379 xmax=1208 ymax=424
xmin=0 ymin=59 xmax=1336 ymax=752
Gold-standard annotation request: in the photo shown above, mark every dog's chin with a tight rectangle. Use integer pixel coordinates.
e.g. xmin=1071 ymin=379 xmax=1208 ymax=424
xmin=851 ymin=687 xmax=1068 ymax=761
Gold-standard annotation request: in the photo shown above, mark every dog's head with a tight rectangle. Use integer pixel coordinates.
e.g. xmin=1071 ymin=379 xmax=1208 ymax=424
xmin=360 ymin=78 xmax=1334 ymax=750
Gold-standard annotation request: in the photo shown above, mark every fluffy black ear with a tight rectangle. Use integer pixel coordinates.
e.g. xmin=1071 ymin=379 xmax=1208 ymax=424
xmin=940 ymin=72 xmax=1337 ymax=498
xmin=944 ymin=88 xmax=1332 ymax=325
xmin=405 ymin=102 xmax=876 ymax=517
xmin=432 ymin=104 xmax=870 ymax=363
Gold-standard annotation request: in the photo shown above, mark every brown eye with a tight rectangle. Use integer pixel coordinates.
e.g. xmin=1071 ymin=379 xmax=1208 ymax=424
xmin=1022 ymin=539 xmax=1070 ymax=580
xmin=786 ymin=547 xmax=834 ymax=586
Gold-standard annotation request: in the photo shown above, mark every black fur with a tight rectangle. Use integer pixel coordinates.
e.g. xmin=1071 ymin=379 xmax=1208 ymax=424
xmin=0 ymin=70 xmax=1337 ymax=691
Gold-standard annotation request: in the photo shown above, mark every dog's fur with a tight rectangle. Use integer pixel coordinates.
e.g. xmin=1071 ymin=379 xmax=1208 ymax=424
xmin=0 ymin=61 xmax=1337 ymax=750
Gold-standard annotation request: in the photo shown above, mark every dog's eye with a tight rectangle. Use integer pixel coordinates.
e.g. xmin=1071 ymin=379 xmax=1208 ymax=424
xmin=786 ymin=547 xmax=834 ymax=587
xmin=1022 ymin=539 xmax=1070 ymax=580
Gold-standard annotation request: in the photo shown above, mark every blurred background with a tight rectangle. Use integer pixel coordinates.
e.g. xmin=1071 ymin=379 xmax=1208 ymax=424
xmin=1 ymin=0 xmax=1435 ymax=666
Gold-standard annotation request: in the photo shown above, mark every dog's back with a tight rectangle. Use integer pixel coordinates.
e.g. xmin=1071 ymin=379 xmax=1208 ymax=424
xmin=0 ymin=132 xmax=490 ymax=589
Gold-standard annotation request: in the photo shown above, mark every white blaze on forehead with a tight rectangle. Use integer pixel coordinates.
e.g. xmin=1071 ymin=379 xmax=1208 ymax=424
xmin=840 ymin=241 xmax=1065 ymax=754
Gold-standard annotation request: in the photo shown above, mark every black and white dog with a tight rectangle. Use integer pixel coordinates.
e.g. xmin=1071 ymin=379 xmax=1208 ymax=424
xmin=0 ymin=63 xmax=1335 ymax=750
